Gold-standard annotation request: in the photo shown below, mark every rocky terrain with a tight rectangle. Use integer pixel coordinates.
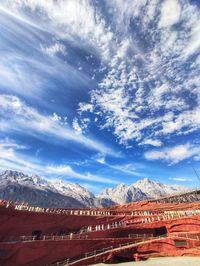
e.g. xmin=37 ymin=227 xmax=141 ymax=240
xmin=98 ymin=178 xmax=189 ymax=205
xmin=134 ymin=178 xmax=189 ymax=199
xmin=98 ymin=183 xmax=148 ymax=205
xmin=0 ymin=170 xmax=189 ymax=208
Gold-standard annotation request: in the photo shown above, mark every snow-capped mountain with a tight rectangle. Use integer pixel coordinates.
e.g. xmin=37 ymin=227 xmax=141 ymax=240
xmin=98 ymin=183 xmax=148 ymax=205
xmin=0 ymin=170 xmax=109 ymax=208
xmin=1 ymin=171 xmax=96 ymax=206
xmin=133 ymin=178 xmax=189 ymax=199
xmin=98 ymin=178 xmax=189 ymax=205
xmin=0 ymin=170 xmax=89 ymax=208
xmin=0 ymin=170 xmax=190 ymax=208
xmin=50 ymin=180 xmax=96 ymax=208
xmin=0 ymin=170 xmax=52 ymax=191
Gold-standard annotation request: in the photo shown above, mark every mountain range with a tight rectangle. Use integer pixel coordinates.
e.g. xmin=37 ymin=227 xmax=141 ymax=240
xmin=0 ymin=170 xmax=190 ymax=208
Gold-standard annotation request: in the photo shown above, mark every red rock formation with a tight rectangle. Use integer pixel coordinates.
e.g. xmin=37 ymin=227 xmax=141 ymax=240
xmin=0 ymin=200 xmax=200 ymax=265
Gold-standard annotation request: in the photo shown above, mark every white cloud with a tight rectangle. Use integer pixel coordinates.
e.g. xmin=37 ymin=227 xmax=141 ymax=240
xmin=76 ymin=0 xmax=200 ymax=149
xmin=72 ymin=118 xmax=83 ymax=135
xmin=0 ymin=139 xmax=118 ymax=184
xmin=171 ymin=177 xmax=193 ymax=182
xmin=79 ymin=103 xmax=94 ymax=112
xmin=0 ymin=5 xmax=94 ymax=106
xmin=40 ymin=42 xmax=66 ymax=57
xmin=108 ymin=163 xmax=144 ymax=177
xmin=1 ymin=0 xmax=114 ymax=61
xmin=46 ymin=165 xmax=116 ymax=184
xmin=0 ymin=138 xmax=27 ymax=150
xmin=0 ymin=4 xmax=42 ymax=30
xmin=1 ymin=0 xmax=200 ymax=156
xmin=159 ymin=107 xmax=200 ymax=136
xmin=0 ymin=139 xmax=37 ymax=170
xmin=183 ymin=24 xmax=200 ymax=59
xmin=95 ymin=155 xmax=105 ymax=165
xmin=141 ymin=139 xmax=162 ymax=147
xmin=158 ymin=0 xmax=181 ymax=28
xmin=144 ymin=143 xmax=200 ymax=164
xmin=92 ymin=152 xmax=145 ymax=177
xmin=0 ymin=94 xmax=115 ymax=155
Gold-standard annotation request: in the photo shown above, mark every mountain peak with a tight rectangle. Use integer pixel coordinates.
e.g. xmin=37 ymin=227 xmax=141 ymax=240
xmin=140 ymin=177 xmax=152 ymax=183
xmin=0 ymin=170 xmax=190 ymax=208
xmin=1 ymin=170 xmax=26 ymax=178
xmin=116 ymin=183 xmax=128 ymax=188
xmin=134 ymin=177 xmax=188 ymax=199
xmin=98 ymin=182 xmax=148 ymax=204
xmin=0 ymin=170 xmax=96 ymax=208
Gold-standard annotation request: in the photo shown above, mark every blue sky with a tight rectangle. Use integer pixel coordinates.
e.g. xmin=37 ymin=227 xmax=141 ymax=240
xmin=0 ymin=0 xmax=200 ymax=193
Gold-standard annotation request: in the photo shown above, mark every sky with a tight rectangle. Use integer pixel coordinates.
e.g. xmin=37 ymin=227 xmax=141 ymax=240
xmin=0 ymin=0 xmax=200 ymax=194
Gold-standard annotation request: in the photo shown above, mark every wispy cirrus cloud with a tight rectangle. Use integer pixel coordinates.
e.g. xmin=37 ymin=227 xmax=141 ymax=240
xmin=1 ymin=1 xmax=200 ymax=151
xmin=93 ymin=154 xmax=145 ymax=177
xmin=0 ymin=94 xmax=115 ymax=155
xmin=171 ymin=177 xmax=193 ymax=182
xmin=0 ymin=138 xmax=118 ymax=184
xmin=0 ymin=0 xmax=114 ymax=61
xmin=45 ymin=165 xmax=117 ymax=184
xmin=0 ymin=0 xmax=200 ymax=183
xmin=107 ymin=163 xmax=146 ymax=177
xmin=40 ymin=42 xmax=67 ymax=57
xmin=0 ymin=5 xmax=93 ymax=107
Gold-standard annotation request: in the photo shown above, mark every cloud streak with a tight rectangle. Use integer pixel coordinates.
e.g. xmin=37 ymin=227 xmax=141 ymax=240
xmin=3 ymin=0 xmax=200 ymax=150
xmin=0 ymin=95 xmax=115 ymax=155
xmin=0 ymin=139 xmax=117 ymax=184
xmin=0 ymin=5 xmax=94 ymax=109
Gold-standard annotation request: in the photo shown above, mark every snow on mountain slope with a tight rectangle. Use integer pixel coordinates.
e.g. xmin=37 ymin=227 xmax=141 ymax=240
xmin=98 ymin=178 xmax=190 ymax=204
xmin=50 ymin=180 xmax=95 ymax=208
xmin=0 ymin=170 xmax=191 ymax=208
xmin=0 ymin=170 xmax=85 ymax=208
xmin=98 ymin=183 xmax=149 ymax=204
xmin=133 ymin=178 xmax=189 ymax=199
xmin=0 ymin=170 xmax=94 ymax=207
xmin=0 ymin=170 xmax=52 ymax=191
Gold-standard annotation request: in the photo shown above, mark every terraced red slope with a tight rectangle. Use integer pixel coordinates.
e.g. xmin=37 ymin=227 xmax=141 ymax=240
xmin=0 ymin=200 xmax=200 ymax=265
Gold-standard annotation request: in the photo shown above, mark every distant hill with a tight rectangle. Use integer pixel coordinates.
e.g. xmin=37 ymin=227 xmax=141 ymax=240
xmin=0 ymin=170 xmax=190 ymax=208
